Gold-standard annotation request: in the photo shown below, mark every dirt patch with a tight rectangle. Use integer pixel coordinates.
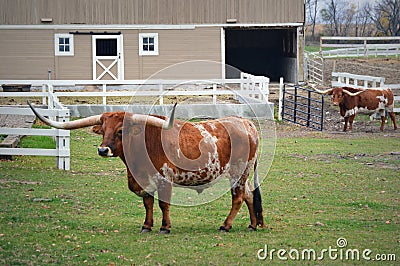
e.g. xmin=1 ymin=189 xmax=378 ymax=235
xmin=324 ymin=57 xmax=400 ymax=85
xmin=0 ymin=179 xmax=41 ymax=185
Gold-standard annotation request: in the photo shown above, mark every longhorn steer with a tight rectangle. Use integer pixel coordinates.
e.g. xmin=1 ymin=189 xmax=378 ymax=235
xmin=27 ymin=101 xmax=265 ymax=233
xmin=315 ymin=87 xmax=398 ymax=132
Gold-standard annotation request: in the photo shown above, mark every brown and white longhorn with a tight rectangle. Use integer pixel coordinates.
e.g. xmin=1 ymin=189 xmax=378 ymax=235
xmin=27 ymin=100 xmax=265 ymax=233
xmin=314 ymin=87 xmax=397 ymax=132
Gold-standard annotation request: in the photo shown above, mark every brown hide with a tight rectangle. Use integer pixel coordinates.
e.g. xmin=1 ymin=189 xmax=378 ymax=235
xmin=93 ymin=112 xmax=258 ymax=194
xmin=330 ymin=87 xmax=394 ymax=110
xmin=328 ymin=87 xmax=397 ymax=131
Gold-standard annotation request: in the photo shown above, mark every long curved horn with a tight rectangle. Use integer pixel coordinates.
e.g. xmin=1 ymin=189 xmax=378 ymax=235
xmin=313 ymin=87 xmax=333 ymax=94
xmin=130 ymin=103 xmax=177 ymax=129
xmin=27 ymin=100 xmax=102 ymax=129
xmin=342 ymin=89 xmax=365 ymax=96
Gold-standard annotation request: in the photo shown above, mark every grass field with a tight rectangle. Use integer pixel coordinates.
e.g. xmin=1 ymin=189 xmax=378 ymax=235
xmin=1 ymin=126 xmax=399 ymax=265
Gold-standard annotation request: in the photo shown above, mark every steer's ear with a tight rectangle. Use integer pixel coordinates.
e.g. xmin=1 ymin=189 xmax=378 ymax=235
xmin=92 ymin=125 xmax=103 ymax=135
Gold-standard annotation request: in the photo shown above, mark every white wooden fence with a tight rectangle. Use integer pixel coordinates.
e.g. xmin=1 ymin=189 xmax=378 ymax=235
xmin=0 ymin=87 xmax=71 ymax=169
xmin=320 ymin=36 xmax=400 ymax=58
xmin=0 ymin=73 xmax=270 ymax=170
xmin=331 ymin=72 xmax=400 ymax=113
xmin=304 ymin=51 xmax=324 ymax=85
xmin=240 ymin=72 xmax=270 ymax=102
xmin=331 ymin=72 xmax=385 ymax=88
xmin=0 ymin=76 xmax=270 ymax=105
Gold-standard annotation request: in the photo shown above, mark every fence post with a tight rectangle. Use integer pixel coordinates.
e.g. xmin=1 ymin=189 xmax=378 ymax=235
xmin=212 ymin=83 xmax=217 ymax=104
xmin=159 ymin=84 xmax=164 ymax=105
xmin=240 ymin=72 xmax=244 ymax=91
xmin=102 ymin=84 xmax=107 ymax=105
xmin=364 ymin=39 xmax=367 ymax=57
xmin=56 ymin=109 xmax=70 ymax=170
xmin=278 ymin=77 xmax=284 ymax=121
xmin=262 ymin=77 xmax=269 ymax=103
xmin=48 ymin=84 xmax=54 ymax=109
xmin=307 ymin=90 xmax=311 ymax=127
xmin=42 ymin=84 xmax=47 ymax=105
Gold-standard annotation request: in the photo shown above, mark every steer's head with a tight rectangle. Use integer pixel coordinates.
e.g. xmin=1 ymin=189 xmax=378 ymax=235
xmin=27 ymin=100 xmax=176 ymax=159
xmin=313 ymin=87 xmax=365 ymax=106
xmin=92 ymin=112 xmax=125 ymax=157
xmin=330 ymin=88 xmax=344 ymax=106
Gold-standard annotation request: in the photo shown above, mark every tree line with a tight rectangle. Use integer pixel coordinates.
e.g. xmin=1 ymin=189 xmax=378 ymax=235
xmin=306 ymin=0 xmax=400 ymax=40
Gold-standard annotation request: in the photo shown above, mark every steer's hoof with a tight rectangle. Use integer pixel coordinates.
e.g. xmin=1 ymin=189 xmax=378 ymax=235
xmin=140 ymin=226 xmax=152 ymax=233
xmin=219 ymin=226 xmax=230 ymax=232
xmin=159 ymin=228 xmax=170 ymax=234
xmin=248 ymin=225 xmax=257 ymax=232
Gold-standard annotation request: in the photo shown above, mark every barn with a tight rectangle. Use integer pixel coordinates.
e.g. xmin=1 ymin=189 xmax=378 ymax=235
xmin=0 ymin=0 xmax=305 ymax=83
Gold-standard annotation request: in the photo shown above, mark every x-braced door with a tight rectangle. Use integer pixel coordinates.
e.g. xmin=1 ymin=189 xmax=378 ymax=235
xmin=92 ymin=35 xmax=124 ymax=80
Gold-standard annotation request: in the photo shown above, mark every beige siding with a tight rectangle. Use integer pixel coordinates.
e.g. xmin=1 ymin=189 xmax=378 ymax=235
xmin=0 ymin=0 xmax=304 ymax=25
xmin=123 ymin=31 xmax=141 ymax=79
xmin=139 ymin=28 xmax=221 ymax=79
xmin=55 ymin=34 xmax=92 ymax=80
xmin=0 ymin=30 xmax=54 ymax=79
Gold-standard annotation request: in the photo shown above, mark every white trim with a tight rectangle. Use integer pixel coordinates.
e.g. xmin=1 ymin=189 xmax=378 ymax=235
xmin=54 ymin=33 xmax=74 ymax=56
xmin=0 ymin=23 xmax=303 ymax=30
xmin=220 ymin=28 xmax=225 ymax=79
xmin=119 ymin=35 xmax=124 ymax=79
xmin=92 ymin=35 xmax=124 ymax=80
xmin=139 ymin=33 xmax=159 ymax=56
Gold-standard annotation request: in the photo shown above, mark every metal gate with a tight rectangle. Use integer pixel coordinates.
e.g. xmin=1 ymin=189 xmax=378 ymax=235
xmin=280 ymin=84 xmax=325 ymax=131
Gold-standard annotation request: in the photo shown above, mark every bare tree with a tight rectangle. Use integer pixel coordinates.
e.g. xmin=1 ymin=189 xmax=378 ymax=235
xmin=368 ymin=0 xmax=400 ymax=36
xmin=320 ymin=0 xmax=347 ymax=36
xmin=306 ymin=0 xmax=319 ymax=40
xmin=355 ymin=3 xmax=374 ymax=37
xmin=341 ymin=3 xmax=357 ymax=36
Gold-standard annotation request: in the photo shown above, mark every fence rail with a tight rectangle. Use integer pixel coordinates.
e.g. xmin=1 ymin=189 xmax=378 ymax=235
xmin=331 ymin=72 xmax=385 ymax=88
xmin=0 ymin=106 xmax=70 ymax=170
xmin=320 ymin=36 xmax=400 ymax=58
xmin=0 ymin=76 xmax=270 ymax=106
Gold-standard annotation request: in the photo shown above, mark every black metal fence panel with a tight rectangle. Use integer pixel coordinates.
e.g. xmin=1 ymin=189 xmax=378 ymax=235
xmin=282 ymin=84 xmax=324 ymax=131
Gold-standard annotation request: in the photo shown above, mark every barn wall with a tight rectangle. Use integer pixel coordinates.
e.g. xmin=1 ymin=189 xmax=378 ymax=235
xmin=0 ymin=0 xmax=305 ymax=25
xmin=0 ymin=27 xmax=221 ymax=80
xmin=55 ymin=33 xmax=92 ymax=80
xmin=0 ymin=29 xmax=54 ymax=80
xmin=138 ymin=27 xmax=221 ymax=79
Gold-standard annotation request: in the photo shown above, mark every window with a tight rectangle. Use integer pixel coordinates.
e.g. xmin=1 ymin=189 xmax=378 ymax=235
xmin=55 ymin=34 xmax=74 ymax=56
xmin=96 ymin=38 xmax=117 ymax=56
xmin=139 ymin=33 xmax=158 ymax=56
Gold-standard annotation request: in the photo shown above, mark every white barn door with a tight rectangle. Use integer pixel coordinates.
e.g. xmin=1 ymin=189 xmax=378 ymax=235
xmin=92 ymin=35 xmax=124 ymax=80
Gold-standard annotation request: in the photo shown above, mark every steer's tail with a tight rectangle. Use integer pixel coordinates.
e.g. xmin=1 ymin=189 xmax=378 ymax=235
xmin=253 ymin=158 xmax=265 ymax=227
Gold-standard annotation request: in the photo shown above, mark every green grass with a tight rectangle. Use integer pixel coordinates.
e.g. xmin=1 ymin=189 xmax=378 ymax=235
xmin=19 ymin=124 xmax=56 ymax=149
xmin=1 ymin=128 xmax=399 ymax=265
xmin=305 ymin=45 xmax=336 ymax=53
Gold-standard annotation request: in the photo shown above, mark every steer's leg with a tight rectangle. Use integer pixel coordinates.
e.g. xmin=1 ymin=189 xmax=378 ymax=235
xmin=388 ymin=112 xmax=397 ymax=130
xmin=343 ymin=116 xmax=349 ymax=132
xmin=220 ymin=178 xmax=245 ymax=232
xmin=243 ymin=180 xmax=258 ymax=231
xmin=380 ymin=115 xmax=386 ymax=131
xmin=348 ymin=115 xmax=355 ymax=131
xmin=157 ymin=182 xmax=172 ymax=234
xmin=141 ymin=194 xmax=154 ymax=233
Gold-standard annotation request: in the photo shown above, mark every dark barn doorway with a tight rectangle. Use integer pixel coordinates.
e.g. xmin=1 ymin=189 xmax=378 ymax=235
xmin=225 ymin=28 xmax=298 ymax=83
